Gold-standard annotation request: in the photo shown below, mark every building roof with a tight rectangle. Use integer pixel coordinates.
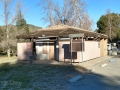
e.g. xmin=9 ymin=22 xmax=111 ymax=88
xmin=16 ymin=25 xmax=108 ymax=39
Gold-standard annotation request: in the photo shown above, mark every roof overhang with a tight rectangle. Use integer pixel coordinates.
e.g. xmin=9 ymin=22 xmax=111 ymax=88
xmin=16 ymin=25 xmax=108 ymax=39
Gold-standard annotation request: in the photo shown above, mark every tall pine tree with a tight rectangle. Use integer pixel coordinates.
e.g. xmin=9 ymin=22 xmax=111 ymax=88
xmin=16 ymin=11 xmax=29 ymax=34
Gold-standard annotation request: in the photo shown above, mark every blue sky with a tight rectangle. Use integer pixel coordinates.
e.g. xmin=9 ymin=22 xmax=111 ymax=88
xmin=85 ymin=0 xmax=120 ymax=30
xmin=0 ymin=0 xmax=120 ymax=30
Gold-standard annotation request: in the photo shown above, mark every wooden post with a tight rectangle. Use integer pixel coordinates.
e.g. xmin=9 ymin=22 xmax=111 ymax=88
xmin=30 ymin=38 xmax=31 ymax=41
xmin=17 ymin=38 xmax=20 ymax=42
xmin=86 ymin=36 xmax=88 ymax=41
xmin=56 ymin=37 xmax=59 ymax=61
xmin=69 ymin=33 xmax=84 ymax=64
xmin=70 ymin=37 xmax=72 ymax=65
xmin=81 ymin=37 xmax=83 ymax=64
xmin=31 ymin=38 xmax=34 ymax=42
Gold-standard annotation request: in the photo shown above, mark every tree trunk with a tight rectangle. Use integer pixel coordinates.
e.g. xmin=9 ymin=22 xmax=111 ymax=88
xmin=7 ymin=49 xmax=11 ymax=57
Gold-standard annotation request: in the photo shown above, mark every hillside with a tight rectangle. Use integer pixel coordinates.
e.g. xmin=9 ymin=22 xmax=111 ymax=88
xmin=28 ymin=24 xmax=42 ymax=32
xmin=0 ymin=24 xmax=42 ymax=33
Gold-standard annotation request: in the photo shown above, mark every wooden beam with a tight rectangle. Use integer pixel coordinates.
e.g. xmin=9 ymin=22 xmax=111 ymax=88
xmin=17 ymin=38 xmax=20 ymax=42
xmin=85 ymin=36 xmax=88 ymax=40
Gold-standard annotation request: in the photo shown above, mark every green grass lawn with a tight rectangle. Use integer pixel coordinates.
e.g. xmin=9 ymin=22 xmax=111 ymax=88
xmin=0 ymin=59 xmax=86 ymax=90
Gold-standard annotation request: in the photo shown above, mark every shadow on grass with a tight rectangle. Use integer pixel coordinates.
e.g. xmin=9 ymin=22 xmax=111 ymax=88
xmin=0 ymin=61 xmax=87 ymax=90
xmin=0 ymin=51 xmax=7 ymax=56
xmin=0 ymin=60 xmax=120 ymax=90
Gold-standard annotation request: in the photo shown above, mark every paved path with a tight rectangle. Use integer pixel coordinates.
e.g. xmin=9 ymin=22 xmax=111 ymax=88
xmin=73 ymin=55 xmax=114 ymax=69
xmin=17 ymin=55 xmax=116 ymax=68
xmin=18 ymin=55 xmax=114 ymax=67
xmin=66 ymin=55 xmax=120 ymax=90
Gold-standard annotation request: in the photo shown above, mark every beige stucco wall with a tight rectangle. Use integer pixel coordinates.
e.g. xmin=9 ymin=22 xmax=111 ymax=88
xmin=83 ymin=41 xmax=100 ymax=61
xmin=104 ymin=39 xmax=108 ymax=56
xmin=59 ymin=41 xmax=100 ymax=62
xmin=100 ymin=39 xmax=108 ymax=56
xmin=17 ymin=42 xmax=33 ymax=60
xmin=100 ymin=39 xmax=104 ymax=56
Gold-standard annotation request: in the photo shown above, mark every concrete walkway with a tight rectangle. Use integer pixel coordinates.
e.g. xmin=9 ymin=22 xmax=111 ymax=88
xmin=73 ymin=55 xmax=114 ymax=69
xmin=18 ymin=55 xmax=114 ymax=68
xmin=66 ymin=55 xmax=120 ymax=90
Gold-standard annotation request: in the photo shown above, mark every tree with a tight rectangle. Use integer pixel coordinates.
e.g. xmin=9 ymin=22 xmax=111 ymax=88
xmin=38 ymin=0 xmax=93 ymax=30
xmin=0 ymin=0 xmax=22 ymax=57
xmin=97 ymin=12 xmax=120 ymax=42
xmin=0 ymin=26 xmax=4 ymax=42
xmin=16 ymin=11 xmax=29 ymax=34
xmin=106 ymin=9 xmax=112 ymax=42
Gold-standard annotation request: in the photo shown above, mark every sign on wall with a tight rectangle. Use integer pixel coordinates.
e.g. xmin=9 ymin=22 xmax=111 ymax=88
xmin=26 ymin=42 xmax=33 ymax=50
xmin=69 ymin=33 xmax=84 ymax=38
xmin=69 ymin=40 xmax=84 ymax=52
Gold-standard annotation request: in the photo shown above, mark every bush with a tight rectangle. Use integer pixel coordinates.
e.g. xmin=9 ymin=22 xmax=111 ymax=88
xmin=10 ymin=46 xmax=17 ymax=56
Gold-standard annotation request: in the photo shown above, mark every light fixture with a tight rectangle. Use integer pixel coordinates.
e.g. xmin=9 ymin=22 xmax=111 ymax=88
xmin=42 ymin=35 xmax=45 ymax=37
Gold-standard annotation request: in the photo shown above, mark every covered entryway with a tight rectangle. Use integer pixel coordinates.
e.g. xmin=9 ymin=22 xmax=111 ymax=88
xmin=35 ymin=38 xmax=56 ymax=60
xmin=36 ymin=41 xmax=49 ymax=60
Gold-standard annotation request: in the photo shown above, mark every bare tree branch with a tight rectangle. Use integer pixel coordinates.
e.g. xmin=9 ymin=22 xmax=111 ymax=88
xmin=38 ymin=0 xmax=93 ymax=30
xmin=0 ymin=0 xmax=24 ymax=57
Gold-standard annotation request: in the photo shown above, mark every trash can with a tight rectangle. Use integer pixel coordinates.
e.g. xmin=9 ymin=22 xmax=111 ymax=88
xmin=112 ymin=47 xmax=117 ymax=55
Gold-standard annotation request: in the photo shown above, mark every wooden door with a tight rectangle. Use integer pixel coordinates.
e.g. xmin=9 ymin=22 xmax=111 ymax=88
xmin=49 ymin=42 xmax=55 ymax=60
